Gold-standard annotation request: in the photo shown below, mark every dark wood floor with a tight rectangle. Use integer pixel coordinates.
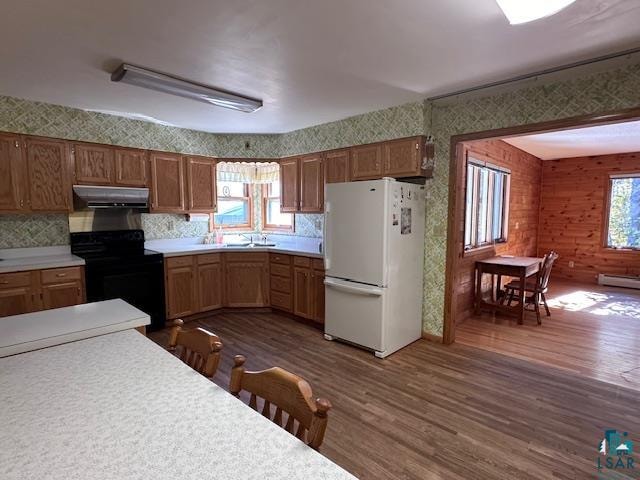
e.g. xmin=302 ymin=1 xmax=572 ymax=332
xmin=457 ymin=280 xmax=640 ymax=391
xmin=149 ymin=311 xmax=639 ymax=480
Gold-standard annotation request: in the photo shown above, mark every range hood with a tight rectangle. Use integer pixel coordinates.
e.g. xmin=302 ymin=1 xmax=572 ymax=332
xmin=73 ymin=185 xmax=149 ymax=209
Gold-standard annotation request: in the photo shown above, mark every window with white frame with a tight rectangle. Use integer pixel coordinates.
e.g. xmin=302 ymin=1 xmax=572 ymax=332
xmin=464 ymin=158 xmax=510 ymax=251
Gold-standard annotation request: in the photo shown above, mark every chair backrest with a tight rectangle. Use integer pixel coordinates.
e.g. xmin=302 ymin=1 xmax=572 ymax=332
xmin=229 ymin=355 xmax=332 ymax=450
xmin=167 ymin=319 xmax=223 ymax=378
xmin=538 ymin=251 xmax=559 ymax=290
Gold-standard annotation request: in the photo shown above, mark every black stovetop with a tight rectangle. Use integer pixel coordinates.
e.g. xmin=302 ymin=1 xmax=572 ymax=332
xmin=70 ymin=229 xmax=161 ymax=262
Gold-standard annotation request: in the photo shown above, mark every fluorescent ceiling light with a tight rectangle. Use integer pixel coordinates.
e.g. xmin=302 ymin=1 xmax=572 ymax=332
xmin=111 ymin=64 xmax=262 ymax=113
xmin=495 ymin=0 xmax=577 ymax=25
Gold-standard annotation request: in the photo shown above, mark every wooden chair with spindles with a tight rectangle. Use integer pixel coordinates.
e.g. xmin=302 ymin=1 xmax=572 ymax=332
xmin=229 ymin=355 xmax=332 ymax=450
xmin=167 ymin=319 xmax=223 ymax=378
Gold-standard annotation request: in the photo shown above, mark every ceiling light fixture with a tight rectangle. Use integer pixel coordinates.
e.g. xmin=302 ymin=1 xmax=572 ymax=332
xmin=110 ymin=63 xmax=262 ymax=113
xmin=495 ymin=0 xmax=577 ymax=25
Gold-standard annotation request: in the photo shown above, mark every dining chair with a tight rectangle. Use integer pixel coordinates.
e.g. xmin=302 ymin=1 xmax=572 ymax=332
xmin=503 ymin=251 xmax=559 ymax=324
xmin=229 ymin=355 xmax=332 ymax=450
xmin=167 ymin=319 xmax=223 ymax=378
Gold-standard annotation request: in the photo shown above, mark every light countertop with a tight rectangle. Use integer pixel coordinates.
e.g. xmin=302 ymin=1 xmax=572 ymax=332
xmin=0 ymin=329 xmax=355 ymax=479
xmin=0 ymin=246 xmax=85 ymax=274
xmin=0 ymin=299 xmax=149 ymax=357
xmin=147 ymin=236 xmax=324 ymax=259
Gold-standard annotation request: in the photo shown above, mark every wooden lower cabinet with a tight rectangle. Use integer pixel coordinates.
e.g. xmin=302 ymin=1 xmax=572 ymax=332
xmin=197 ymin=255 xmax=223 ymax=311
xmin=293 ymin=256 xmax=325 ymax=324
xmin=163 ymin=252 xmax=322 ymax=324
xmin=224 ymin=253 xmax=269 ymax=308
xmin=166 ymin=264 xmax=196 ymax=319
xmin=0 ymin=267 xmax=85 ymax=317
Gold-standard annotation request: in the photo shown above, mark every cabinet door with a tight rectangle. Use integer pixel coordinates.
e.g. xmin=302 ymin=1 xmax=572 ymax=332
xmin=324 ymin=149 xmax=350 ymax=184
xmin=225 ymin=259 xmax=269 ymax=307
xmin=293 ymin=266 xmax=313 ymax=319
xmin=73 ymin=143 xmax=115 ymax=185
xmin=115 ymin=148 xmax=148 ymax=186
xmin=186 ymin=156 xmax=217 ymax=213
xmin=0 ymin=133 xmax=27 ymax=212
xmin=383 ymin=137 xmax=422 ymax=177
xmin=312 ymin=269 xmax=325 ymax=324
xmin=299 ymin=154 xmax=324 ymax=213
xmin=279 ymin=157 xmax=299 ymax=213
xmin=166 ymin=265 xmax=196 ymax=319
xmin=150 ymin=152 xmax=186 ymax=213
xmin=25 ymin=137 xmax=72 ymax=211
xmin=197 ymin=263 xmax=223 ymax=312
xmin=0 ymin=287 xmax=36 ymax=316
xmin=41 ymin=281 xmax=84 ymax=311
xmin=350 ymin=144 xmax=383 ymax=180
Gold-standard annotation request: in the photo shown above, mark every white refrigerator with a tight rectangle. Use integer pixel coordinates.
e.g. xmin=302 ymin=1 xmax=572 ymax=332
xmin=323 ymin=178 xmax=425 ymax=358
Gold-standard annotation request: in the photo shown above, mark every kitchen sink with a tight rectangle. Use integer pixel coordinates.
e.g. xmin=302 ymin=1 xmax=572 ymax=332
xmin=223 ymin=242 xmax=277 ymax=248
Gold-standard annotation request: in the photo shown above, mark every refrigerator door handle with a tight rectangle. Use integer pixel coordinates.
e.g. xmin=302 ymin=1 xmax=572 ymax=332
xmin=324 ymin=278 xmax=383 ymax=296
xmin=324 ymin=200 xmax=331 ymax=271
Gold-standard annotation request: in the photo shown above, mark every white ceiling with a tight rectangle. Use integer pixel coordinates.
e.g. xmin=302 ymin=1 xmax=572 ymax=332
xmin=504 ymin=120 xmax=640 ymax=159
xmin=1 ymin=0 xmax=640 ymax=133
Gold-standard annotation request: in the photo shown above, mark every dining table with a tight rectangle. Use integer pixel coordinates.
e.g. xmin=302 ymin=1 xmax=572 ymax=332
xmin=475 ymin=255 xmax=543 ymax=324
xmin=0 ymin=308 xmax=355 ymax=479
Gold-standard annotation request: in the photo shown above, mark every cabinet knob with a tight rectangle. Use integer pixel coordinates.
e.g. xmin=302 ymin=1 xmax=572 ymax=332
xmin=56 ymin=273 xmax=67 ymax=277
xmin=0 ymin=280 xmax=9 ymax=285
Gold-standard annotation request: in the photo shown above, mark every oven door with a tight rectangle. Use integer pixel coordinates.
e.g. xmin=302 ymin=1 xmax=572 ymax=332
xmin=85 ymin=258 xmax=166 ymax=331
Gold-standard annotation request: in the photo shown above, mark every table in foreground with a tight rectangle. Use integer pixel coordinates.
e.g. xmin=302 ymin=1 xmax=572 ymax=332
xmin=0 ymin=299 xmax=149 ymax=357
xmin=475 ymin=256 xmax=543 ymax=324
xmin=0 ymin=329 xmax=355 ymax=480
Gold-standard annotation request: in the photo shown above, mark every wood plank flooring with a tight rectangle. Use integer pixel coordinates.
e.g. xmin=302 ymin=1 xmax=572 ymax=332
xmin=149 ymin=310 xmax=640 ymax=480
xmin=457 ymin=280 xmax=640 ymax=391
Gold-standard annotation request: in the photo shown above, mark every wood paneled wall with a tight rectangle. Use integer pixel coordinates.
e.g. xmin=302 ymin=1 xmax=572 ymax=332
xmin=538 ymin=152 xmax=640 ymax=283
xmin=455 ymin=140 xmax=542 ymax=323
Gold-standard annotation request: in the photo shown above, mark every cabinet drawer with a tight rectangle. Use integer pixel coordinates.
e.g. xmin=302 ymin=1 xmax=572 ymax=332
xmin=166 ymin=256 xmax=194 ymax=269
xmin=196 ymin=253 xmax=221 ymax=265
xmin=312 ymin=258 xmax=325 ymax=270
xmin=0 ymin=272 xmax=32 ymax=288
xmin=293 ymin=256 xmax=311 ymax=267
xmin=41 ymin=267 xmax=82 ymax=284
xmin=270 ymin=275 xmax=291 ymax=294
xmin=271 ymin=291 xmax=292 ymax=311
xmin=225 ymin=252 xmax=269 ymax=263
xmin=270 ymin=263 xmax=291 ymax=278
xmin=270 ymin=253 xmax=291 ymax=265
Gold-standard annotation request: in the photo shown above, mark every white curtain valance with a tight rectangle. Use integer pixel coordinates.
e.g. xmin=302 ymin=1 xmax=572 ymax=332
xmin=217 ymin=162 xmax=279 ymax=184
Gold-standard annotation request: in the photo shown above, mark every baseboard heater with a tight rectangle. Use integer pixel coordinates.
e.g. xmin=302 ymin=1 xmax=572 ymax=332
xmin=598 ymin=274 xmax=640 ymax=290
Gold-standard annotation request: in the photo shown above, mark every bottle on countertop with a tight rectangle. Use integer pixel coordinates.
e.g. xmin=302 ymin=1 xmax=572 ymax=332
xmin=216 ymin=227 xmax=224 ymax=245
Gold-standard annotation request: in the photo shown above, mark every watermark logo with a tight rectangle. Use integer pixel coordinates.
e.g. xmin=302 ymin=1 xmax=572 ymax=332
xmin=597 ymin=429 xmax=635 ymax=473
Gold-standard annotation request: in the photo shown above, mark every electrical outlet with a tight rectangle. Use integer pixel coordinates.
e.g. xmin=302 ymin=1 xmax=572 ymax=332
xmin=569 ymin=261 xmax=575 ymax=268
xmin=167 ymin=220 xmax=174 ymax=231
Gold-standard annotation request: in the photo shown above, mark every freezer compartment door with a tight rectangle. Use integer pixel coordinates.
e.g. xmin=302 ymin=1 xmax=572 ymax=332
xmin=324 ymin=277 xmax=385 ymax=351
xmin=324 ymin=180 xmax=388 ymax=286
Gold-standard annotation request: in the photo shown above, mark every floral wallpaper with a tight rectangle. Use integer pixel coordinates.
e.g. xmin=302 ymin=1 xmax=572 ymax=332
xmin=280 ymin=101 xmax=424 ymax=156
xmin=1 ymin=61 xmax=640 ymax=335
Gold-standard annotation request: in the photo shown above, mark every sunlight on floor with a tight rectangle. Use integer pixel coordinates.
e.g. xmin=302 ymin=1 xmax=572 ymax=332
xmin=547 ymin=290 xmax=640 ymax=320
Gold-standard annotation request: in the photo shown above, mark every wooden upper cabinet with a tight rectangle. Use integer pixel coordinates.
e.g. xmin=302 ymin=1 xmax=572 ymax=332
xmin=0 ymin=133 xmax=27 ymax=212
xmin=115 ymin=148 xmax=148 ymax=186
xmin=186 ymin=156 xmax=216 ymax=213
xmin=279 ymin=157 xmax=299 ymax=213
xmin=25 ymin=137 xmax=72 ymax=212
xmin=350 ymin=144 xmax=383 ymax=180
xmin=149 ymin=151 xmax=186 ymax=213
xmin=73 ymin=143 xmax=115 ymax=185
xmin=299 ymin=154 xmax=324 ymax=213
xmin=383 ymin=137 xmax=423 ymax=177
xmin=324 ymin=149 xmax=350 ymax=184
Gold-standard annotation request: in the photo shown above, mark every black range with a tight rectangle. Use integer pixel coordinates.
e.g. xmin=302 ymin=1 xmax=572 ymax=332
xmin=70 ymin=229 xmax=166 ymax=331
